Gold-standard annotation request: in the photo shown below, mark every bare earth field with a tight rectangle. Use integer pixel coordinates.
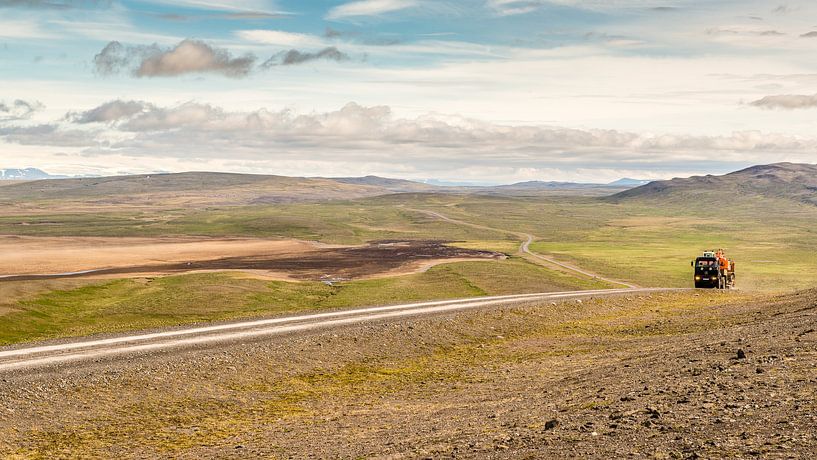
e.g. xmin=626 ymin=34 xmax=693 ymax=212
xmin=0 ymin=236 xmax=502 ymax=281
xmin=0 ymin=236 xmax=316 ymax=276
xmin=1 ymin=289 xmax=814 ymax=458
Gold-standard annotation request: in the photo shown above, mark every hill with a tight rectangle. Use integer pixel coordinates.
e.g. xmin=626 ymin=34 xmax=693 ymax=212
xmin=610 ymin=162 xmax=817 ymax=206
xmin=0 ymin=171 xmax=642 ymax=209
xmin=329 ymin=175 xmax=438 ymax=193
xmin=0 ymin=172 xmax=420 ymax=209
xmin=494 ymin=180 xmax=600 ymax=190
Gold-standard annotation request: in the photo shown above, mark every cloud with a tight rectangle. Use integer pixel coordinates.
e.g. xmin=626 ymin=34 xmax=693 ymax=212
xmin=262 ymin=47 xmax=351 ymax=67
xmin=153 ymin=11 xmax=285 ymax=21
xmin=236 ymin=29 xmax=324 ymax=47
xmin=67 ymin=100 xmax=154 ymax=123
xmin=93 ymin=41 xmax=144 ymax=75
xmin=488 ymin=0 xmax=685 ymax=15
xmin=772 ymin=5 xmax=791 ymax=14
xmin=706 ymin=27 xmax=785 ymax=37
xmin=142 ymin=0 xmax=279 ymax=14
xmin=13 ymin=100 xmax=817 ymax=181
xmin=137 ymin=40 xmax=256 ymax=77
xmin=800 ymin=31 xmax=817 ymax=38
xmin=324 ymin=27 xmax=346 ymax=38
xmin=118 ymin=102 xmax=226 ymax=131
xmin=0 ymin=124 xmax=99 ymax=147
xmin=326 ymin=0 xmax=417 ymax=20
xmin=0 ymin=0 xmax=108 ymax=9
xmin=93 ymin=40 xmax=256 ymax=78
xmin=487 ymin=0 xmax=545 ymax=16
xmin=749 ymin=94 xmax=817 ymax=110
xmin=0 ymin=99 xmax=43 ymax=120
xmin=0 ymin=19 xmax=57 ymax=38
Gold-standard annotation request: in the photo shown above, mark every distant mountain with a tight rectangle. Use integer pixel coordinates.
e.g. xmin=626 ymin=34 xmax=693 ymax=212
xmin=330 ymin=175 xmax=438 ymax=193
xmin=494 ymin=181 xmax=602 ymax=190
xmin=0 ymin=168 xmax=61 ymax=180
xmin=610 ymin=163 xmax=817 ymax=206
xmin=608 ymin=178 xmax=651 ymax=187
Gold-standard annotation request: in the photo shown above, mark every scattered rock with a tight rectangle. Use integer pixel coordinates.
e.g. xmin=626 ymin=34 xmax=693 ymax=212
xmin=737 ymin=349 xmax=747 ymax=359
xmin=544 ymin=419 xmax=560 ymax=430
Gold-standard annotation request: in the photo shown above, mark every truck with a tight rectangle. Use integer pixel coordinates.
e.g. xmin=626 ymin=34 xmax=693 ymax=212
xmin=692 ymin=249 xmax=735 ymax=289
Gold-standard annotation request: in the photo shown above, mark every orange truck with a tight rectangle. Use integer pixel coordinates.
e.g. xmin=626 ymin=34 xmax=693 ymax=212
xmin=692 ymin=249 xmax=736 ymax=289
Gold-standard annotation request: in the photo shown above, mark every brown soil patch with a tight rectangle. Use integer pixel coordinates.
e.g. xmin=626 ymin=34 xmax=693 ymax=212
xmin=0 ymin=237 xmax=503 ymax=282
xmin=0 ymin=236 xmax=316 ymax=276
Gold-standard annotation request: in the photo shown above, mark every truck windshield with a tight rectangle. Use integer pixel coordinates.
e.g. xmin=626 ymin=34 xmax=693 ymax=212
xmin=697 ymin=259 xmax=715 ymax=267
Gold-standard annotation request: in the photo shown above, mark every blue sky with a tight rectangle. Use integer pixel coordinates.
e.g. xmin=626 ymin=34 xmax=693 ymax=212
xmin=2 ymin=0 xmax=817 ymax=183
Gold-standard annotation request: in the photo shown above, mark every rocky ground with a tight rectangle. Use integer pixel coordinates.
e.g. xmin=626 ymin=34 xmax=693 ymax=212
xmin=0 ymin=289 xmax=815 ymax=459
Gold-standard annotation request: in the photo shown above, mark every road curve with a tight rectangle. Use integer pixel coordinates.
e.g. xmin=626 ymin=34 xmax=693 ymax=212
xmin=407 ymin=208 xmax=637 ymax=288
xmin=0 ymin=288 xmax=671 ymax=372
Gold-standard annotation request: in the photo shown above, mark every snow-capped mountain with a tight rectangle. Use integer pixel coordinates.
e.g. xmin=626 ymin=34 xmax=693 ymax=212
xmin=0 ymin=168 xmax=61 ymax=180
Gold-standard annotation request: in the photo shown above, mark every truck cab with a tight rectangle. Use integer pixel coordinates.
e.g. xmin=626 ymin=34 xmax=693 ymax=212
xmin=692 ymin=250 xmax=735 ymax=289
xmin=693 ymin=256 xmax=720 ymax=288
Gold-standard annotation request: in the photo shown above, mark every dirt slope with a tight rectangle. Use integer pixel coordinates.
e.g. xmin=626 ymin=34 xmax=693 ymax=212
xmin=0 ymin=289 xmax=814 ymax=458
xmin=610 ymin=162 xmax=817 ymax=206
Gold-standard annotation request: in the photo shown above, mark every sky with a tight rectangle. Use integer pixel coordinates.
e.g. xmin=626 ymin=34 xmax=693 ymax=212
xmin=2 ymin=0 xmax=817 ymax=184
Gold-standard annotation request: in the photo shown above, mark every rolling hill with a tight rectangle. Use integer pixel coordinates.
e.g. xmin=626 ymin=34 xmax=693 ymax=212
xmin=0 ymin=172 xmax=420 ymax=208
xmin=329 ymin=175 xmax=438 ymax=193
xmin=610 ymin=163 xmax=817 ymax=206
xmin=0 ymin=171 xmax=647 ymax=209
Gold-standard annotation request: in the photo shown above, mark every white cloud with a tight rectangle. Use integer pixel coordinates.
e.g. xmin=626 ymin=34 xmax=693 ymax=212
xmin=487 ymin=0 xmax=689 ymax=15
xmin=0 ymin=99 xmax=43 ymax=120
xmin=3 ymin=99 xmax=815 ymax=182
xmin=750 ymin=94 xmax=817 ymax=110
xmin=236 ymin=29 xmax=325 ymax=47
xmin=0 ymin=20 xmax=56 ymax=39
xmin=326 ymin=0 xmax=417 ymax=20
xmin=93 ymin=40 xmax=257 ymax=78
xmin=141 ymin=0 xmax=280 ymax=13
xmin=67 ymin=100 xmax=154 ymax=123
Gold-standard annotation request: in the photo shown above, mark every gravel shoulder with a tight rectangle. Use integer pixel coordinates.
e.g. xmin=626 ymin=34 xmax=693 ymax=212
xmin=0 ymin=289 xmax=815 ymax=458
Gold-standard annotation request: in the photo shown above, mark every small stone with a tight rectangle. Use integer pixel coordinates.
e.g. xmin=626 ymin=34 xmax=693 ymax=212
xmin=756 ymin=367 xmax=764 ymax=374
xmin=737 ymin=349 xmax=746 ymax=359
xmin=544 ymin=419 xmax=560 ymax=430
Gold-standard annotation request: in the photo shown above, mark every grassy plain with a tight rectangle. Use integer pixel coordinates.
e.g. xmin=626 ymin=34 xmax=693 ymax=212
xmin=2 ymin=193 xmax=816 ymax=290
xmin=1 ymin=185 xmax=816 ymax=345
xmin=0 ymin=258 xmax=611 ymax=345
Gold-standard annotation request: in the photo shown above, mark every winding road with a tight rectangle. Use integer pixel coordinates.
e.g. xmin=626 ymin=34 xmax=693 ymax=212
xmin=408 ymin=208 xmax=637 ymax=288
xmin=0 ymin=287 xmax=669 ymax=373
